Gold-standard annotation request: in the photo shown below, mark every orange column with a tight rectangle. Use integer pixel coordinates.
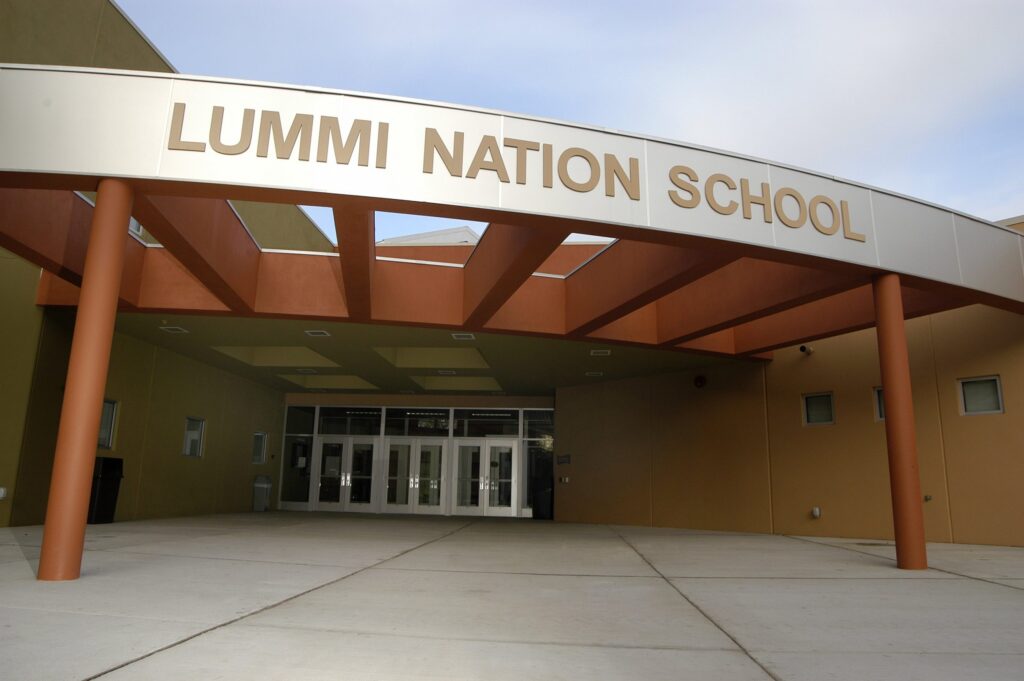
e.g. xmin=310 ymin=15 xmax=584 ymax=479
xmin=872 ymin=273 xmax=928 ymax=569
xmin=37 ymin=179 xmax=132 ymax=581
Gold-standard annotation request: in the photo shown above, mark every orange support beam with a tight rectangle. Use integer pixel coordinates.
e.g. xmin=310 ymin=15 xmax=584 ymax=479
xmin=729 ymin=284 xmax=959 ymax=355
xmin=463 ymin=223 xmax=567 ymax=328
xmin=657 ymin=258 xmax=864 ymax=345
xmin=566 ymin=241 xmax=736 ymax=336
xmin=333 ymin=206 xmax=375 ymax=321
xmin=873 ymin=273 xmax=928 ymax=569
xmin=37 ymin=179 xmax=133 ymax=581
xmin=133 ymin=194 xmax=260 ymax=312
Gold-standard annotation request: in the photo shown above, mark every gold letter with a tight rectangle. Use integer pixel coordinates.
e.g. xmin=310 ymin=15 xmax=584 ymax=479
xmin=423 ymin=128 xmax=464 ymax=176
xmin=604 ymin=154 xmax=640 ymax=200
xmin=841 ymin=200 xmax=866 ymax=242
xmin=558 ymin=147 xmax=600 ymax=193
xmin=466 ymin=135 xmax=510 ymax=182
xmin=375 ymin=122 xmax=389 ymax=169
xmin=705 ymin=173 xmax=738 ymax=215
xmin=316 ymin=117 xmax=371 ymax=166
xmin=503 ymin=138 xmax=540 ymax=185
xmin=542 ymin=144 xmax=553 ymax=188
xmin=209 ymin=106 xmax=254 ymax=155
xmin=774 ymin=187 xmax=807 ymax=228
xmin=668 ymin=165 xmax=700 ymax=208
xmin=257 ymin=111 xmax=314 ymax=161
xmin=809 ymin=195 xmax=840 ymax=235
xmin=168 ymin=102 xmax=206 ymax=152
xmin=740 ymin=178 xmax=773 ymax=223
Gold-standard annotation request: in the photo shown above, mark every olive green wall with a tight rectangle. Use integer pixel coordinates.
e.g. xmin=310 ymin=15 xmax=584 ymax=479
xmin=8 ymin=309 xmax=72 ymax=527
xmin=0 ymin=248 xmax=46 ymax=526
xmin=232 ymin=202 xmax=334 ymax=253
xmin=555 ymin=305 xmax=1024 ymax=548
xmin=0 ymin=0 xmax=173 ymax=72
xmin=10 ymin=311 xmax=285 ymax=526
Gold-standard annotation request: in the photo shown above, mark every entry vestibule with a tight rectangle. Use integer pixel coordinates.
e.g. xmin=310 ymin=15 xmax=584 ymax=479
xmin=279 ymin=406 xmax=551 ymax=518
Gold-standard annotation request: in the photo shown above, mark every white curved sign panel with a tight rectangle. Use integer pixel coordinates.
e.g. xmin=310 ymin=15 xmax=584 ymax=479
xmin=1 ymin=65 xmax=1022 ymax=303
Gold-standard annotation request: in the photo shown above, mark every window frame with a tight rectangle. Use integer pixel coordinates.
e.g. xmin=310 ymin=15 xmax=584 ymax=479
xmin=801 ymin=391 xmax=835 ymax=426
xmin=251 ymin=431 xmax=268 ymax=464
xmin=957 ymin=375 xmax=1004 ymax=415
xmin=182 ymin=416 xmax=206 ymax=458
xmin=98 ymin=399 xmax=118 ymax=449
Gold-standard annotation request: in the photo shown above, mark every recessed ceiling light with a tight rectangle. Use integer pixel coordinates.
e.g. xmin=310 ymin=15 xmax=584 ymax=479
xmin=159 ymin=326 xmax=189 ymax=334
xmin=304 ymin=330 xmax=331 ymax=337
xmin=438 ymin=369 xmax=457 ymax=375
xmin=585 ymin=371 xmax=604 ymax=377
xmin=590 ymin=349 xmax=612 ymax=357
xmin=295 ymin=368 xmax=317 ymax=374
xmin=451 ymin=332 xmax=475 ymax=341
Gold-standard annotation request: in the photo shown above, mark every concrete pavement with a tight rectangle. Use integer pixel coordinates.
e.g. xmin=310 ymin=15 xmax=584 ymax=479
xmin=1 ymin=513 xmax=1021 ymax=680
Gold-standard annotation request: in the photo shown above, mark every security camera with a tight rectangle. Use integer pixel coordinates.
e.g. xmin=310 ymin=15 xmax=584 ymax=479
xmin=799 ymin=345 xmax=814 ymax=355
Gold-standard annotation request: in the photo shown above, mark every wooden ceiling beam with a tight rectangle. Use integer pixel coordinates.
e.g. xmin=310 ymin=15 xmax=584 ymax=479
xmin=657 ymin=258 xmax=866 ymax=346
xmin=566 ymin=240 xmax=738 ymax=336
xmin=133 ymin=194 xmax=260 ymax=313
xmin=462 ymin=223 xmax=567 ymax=328
xmin=333 ymin=206 xmax=375 ymax=322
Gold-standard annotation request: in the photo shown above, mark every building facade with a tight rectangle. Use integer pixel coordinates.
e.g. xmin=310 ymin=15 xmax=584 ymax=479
xmin=0 ymin=0 xmax=1021 ymax=572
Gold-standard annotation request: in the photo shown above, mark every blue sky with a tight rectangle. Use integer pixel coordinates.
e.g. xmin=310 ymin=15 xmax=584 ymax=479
xmin=118 ymin=0 xmax=1024 ymax=243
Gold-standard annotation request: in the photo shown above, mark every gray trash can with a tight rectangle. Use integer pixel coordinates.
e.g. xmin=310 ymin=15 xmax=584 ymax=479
xmin=253 ymin=475 xmax=273 ymax=512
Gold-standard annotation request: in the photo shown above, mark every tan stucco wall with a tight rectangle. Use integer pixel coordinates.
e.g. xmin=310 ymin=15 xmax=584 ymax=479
xmin=929 ymin=306 xmax=1024 ymax=546
xmin=555 ymin=363 xmax=773 ymax=533
xmin=10 ymin=312 xmax=284 ymax=526
xmin=0 ymin=249 xmax=45 ymax=526
xmin=555 ymin=305 xmax=1024 ymax=547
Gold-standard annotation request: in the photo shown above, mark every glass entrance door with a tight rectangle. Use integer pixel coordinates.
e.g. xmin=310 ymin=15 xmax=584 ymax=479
xmin=313 ymin=436 xmax=377 ymax=512
xmin=383 ymin=437 xmax=447 ymax=514
xmin=452 ymin=439 xmax=518 ymax=517
xmin=414 ymin=440 xmax=446 ymax=515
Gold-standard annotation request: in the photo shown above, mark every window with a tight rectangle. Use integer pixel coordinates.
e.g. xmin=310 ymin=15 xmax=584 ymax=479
xmin=319 ymin=407 xmax=382 ymax=435
xmin=182 ymin=417 xmax=205 ymax=457
xmin=384 ymin=408 xmax=449 ymax=436
xmin=873 ymin=387 xmax=885 ymax=421
xmin=524 ymin=410 xmax=555 ymax=439
xmin=285 ymin=406 xmax=316 ymax=434
xmin=98 ymin=399 xmax=117 ymax=449
xmin=802 ymin=392 xmax=834 ymax=425
xmin=453 ymin=409 xmax=519 ymax=437
xmin=251 ymin=432 xmax=268 ymax=464
xmin=959 ymin=376 xmax=1003 ymax=415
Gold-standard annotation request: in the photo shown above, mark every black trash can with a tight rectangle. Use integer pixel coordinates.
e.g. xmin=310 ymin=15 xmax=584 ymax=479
xmin=87 ymin=456 xmax=123 ymax=524
xmin=528 ymin=449 xmax=555 ymax=520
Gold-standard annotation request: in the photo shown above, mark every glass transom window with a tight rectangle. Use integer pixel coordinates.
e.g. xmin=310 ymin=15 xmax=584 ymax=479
xmin=384 ymin=408 xmax=450 ymax=436
xmin=319 ymin=407 xmax=382 ymax=435
xmin=453 ymin=409 xmax=519 ymax=437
